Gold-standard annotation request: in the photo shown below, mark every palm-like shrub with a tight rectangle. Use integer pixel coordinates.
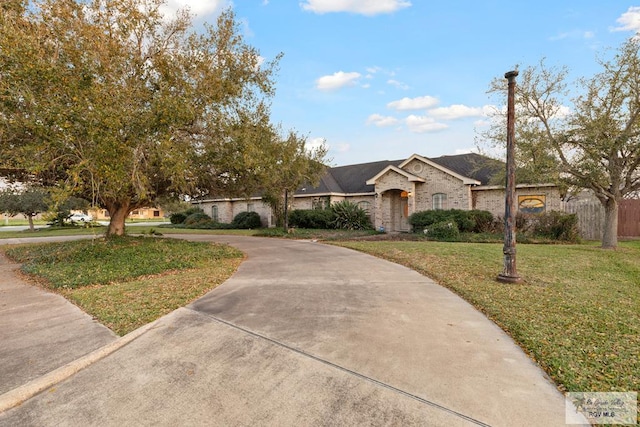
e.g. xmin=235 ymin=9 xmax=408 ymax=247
xmin=330 ymin=201 xmax=372 ymax=230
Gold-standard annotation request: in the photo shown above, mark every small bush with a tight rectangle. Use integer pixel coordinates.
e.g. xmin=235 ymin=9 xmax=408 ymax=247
xmin=330 ymin=201 xmax=372 ymax=230
xmin=532 ymin=211 xmax=580 ymax=242
xmin=169 ymin=212 xmax=187 ymax=224
xmin=468 ymin=210 xmax=495 ymax=233
xmin=516 ymin=212 xmax=534 ymax=233
xmin=409 ymin=210 xmax=448 ymax=231
xmin=184 ymin=212 xmax=212 ymax=227
xmin=289 ymin=209 xmax=335 ymax=229
xmin=183 ymin=207 xmax=205 ymax=216
xmin=232 ymin=211 xmax=262 ymax=229
xmin=424 ymin=221 xmax=460 ymax=241
xmin=170 ymin=207 xmax=205 ymax=225
xmin=409 ymin=209 xmax=493 ymax=233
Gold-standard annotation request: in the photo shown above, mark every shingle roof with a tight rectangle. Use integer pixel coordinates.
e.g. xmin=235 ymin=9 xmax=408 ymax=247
xmin=295 ymin=159 xmax=403 ymax=195
xmin=295 ymin=153 xmax=503 ymax=196
xmin=429 ymin=153 xmax=504 ymax=185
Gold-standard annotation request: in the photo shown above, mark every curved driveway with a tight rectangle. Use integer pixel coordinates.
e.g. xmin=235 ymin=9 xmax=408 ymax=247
xmin=0 ymin=235 xmax=586 ymax=426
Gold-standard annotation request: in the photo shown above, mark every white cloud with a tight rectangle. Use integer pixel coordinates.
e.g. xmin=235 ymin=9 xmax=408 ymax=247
xmin=548 ymin=30 xmax=596 ymax=41
xmin=387 ymin=79 xmax=409 ymax=90
xmin=300 ymin=0 xmax=411 ymax=16
xmin=474 ymin=119 xmax=492 ymax=127
xmin=366 ymin=114 xmax=399 ymax=127
xmin=551 ymin=105 xmax=572 ymax=119
xmin=612 ymin=6 xmax=640 ymax=33
xmin=316 ymin=71 xmax=362 ymax=91
xmin=405 ymin=115 xmax=448 ymax=133
xmin=387 ymin=95 xmax=439 ymax=111
xmin=160 ymin=0 xmax=227 ymax=18
xmin=306 ymin=137 xmax=326 ymax=152
xmin=427 ymin=104 xmax=493 ymax=120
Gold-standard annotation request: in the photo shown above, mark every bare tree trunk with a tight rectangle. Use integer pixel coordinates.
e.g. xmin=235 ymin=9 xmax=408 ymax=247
xmin=601 ymin=197 xmax=618 ymax=249
xmin=106 ymin=201 xmax=131 ymax=237
xmin=27 ymin=214 xmax=35 ymax=232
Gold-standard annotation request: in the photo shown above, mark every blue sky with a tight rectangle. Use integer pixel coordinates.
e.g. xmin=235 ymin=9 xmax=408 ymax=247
xmin=161 ymin=0 xmax=640 ymax=166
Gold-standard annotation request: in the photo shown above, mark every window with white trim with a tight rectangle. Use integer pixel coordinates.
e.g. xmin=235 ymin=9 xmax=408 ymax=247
xmin=432 ymin=193 xmax=447 ymax=210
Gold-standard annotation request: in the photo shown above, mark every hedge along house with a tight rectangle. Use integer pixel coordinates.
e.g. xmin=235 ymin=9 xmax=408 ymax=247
xmin=193 ymin=153 xmax=564 ymax=231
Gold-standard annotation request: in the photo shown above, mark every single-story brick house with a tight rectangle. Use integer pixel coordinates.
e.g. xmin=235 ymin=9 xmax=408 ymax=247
xmin=193 ymin=153 xmax=563 ymax=232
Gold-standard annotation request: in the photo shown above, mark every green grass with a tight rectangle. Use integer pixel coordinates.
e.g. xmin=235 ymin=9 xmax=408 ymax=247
xmin=332 ymin=239 xmax=640 ymax=396
xmin=0 ymin=224 xmax=259 ymax=239
xmin=3 ymin=236 xmax=243 ymax=335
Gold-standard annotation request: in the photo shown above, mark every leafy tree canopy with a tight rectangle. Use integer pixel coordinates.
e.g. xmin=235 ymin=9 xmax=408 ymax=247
xmin=0 ymin=0 xmax=325 ymax=235
xmin=481 ymin=38 xmax=640 ymax=248
xmin=0 ymin=187 xmax=50 ymax=231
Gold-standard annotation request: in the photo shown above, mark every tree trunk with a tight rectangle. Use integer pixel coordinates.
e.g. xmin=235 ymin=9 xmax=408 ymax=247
xmin=27 ymin=214 xmax=35 ymax=232
xmin=106 ymin=201 xmax=131 ymax=237
xmin=601 ymin=197 xmax=618 ymax=249
xmin=283 ymin=189 xmax=289 ymax=231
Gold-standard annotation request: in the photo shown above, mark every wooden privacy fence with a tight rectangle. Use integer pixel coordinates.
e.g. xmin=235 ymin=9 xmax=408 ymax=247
xmin=619 ymin=199 xmax=640 ymax=237
xmin=563 ymin=199 xmax=640 ymax=240
xmin=563 ymin=200 xmax=604 ymax=241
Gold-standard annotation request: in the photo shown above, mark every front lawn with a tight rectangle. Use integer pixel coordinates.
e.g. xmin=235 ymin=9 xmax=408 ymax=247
xmin=4 ymin=236 xmax=243 ymax=335
xmin=332 ymin=239 xmax=640 ymax=396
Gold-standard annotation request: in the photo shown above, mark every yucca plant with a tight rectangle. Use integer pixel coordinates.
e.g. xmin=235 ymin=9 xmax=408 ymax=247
xmin=330 ymin=201 xmax=372 ymax=230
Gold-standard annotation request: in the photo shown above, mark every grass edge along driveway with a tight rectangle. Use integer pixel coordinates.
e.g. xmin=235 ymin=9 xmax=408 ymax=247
xmin=332 ymin=240 xmax=640 ymax=398
xmin=3 ymin=236 xmax=244 ymax=336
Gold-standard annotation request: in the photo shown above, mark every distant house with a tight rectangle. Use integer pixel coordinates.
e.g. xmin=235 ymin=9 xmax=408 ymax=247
xmin=194 ymin=153 xmax=564 ymax=231
xmin=88 ymin=207 xmax=165 ymax=221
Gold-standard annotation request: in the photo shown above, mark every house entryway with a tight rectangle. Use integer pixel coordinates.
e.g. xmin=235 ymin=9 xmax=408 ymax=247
xmin=385 ymin=189 xmax=410 ymax=232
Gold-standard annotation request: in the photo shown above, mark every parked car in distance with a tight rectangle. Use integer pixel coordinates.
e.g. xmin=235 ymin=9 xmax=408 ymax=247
xmin=68 ymin=212 xmax=93 ymax=222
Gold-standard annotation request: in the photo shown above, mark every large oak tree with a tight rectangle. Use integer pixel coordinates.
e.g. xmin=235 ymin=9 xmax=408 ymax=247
xmin=1 ymin=0 xmax=323 ymax=235
xmin=483 ymin=39 xmax=640 ymax=249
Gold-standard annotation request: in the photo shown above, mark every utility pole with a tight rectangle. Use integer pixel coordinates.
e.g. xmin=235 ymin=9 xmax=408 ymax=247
xmin=497 ymin=70 xmax=522 ymax=284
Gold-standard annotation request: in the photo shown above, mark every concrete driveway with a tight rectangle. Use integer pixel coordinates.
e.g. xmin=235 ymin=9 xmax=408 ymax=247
xmin=0 ymin=235 xmax=586 ymax=426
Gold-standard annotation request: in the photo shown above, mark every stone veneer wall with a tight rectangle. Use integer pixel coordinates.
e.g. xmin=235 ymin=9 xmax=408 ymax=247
xmin=472 ymin=186 xmax=563 ymax=216
xmin=405 ymin=159 xmax=473 ymax=212
xmin=372 ymin=170 xmax=414 ymax=230
xmin=196 ymin=199 xmax=274 ymax=227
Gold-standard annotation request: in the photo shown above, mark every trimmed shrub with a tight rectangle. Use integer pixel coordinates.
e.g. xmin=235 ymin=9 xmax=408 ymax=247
xmin=184 ymin=212 xmax=212 ymax=227
xmin=409 ymin=209 xmax=494 ymax=233
xmin=408 ymin=210 xmax=449 ymax=231
xmin=425 ymin=221 xmax=460 ymax=241
xmin=467 ymin=210 xmax=495 ymax=233
xmin=289 ymin=209 xmax=335 ymax=229
xmin=532 ymin=211 xmax=580 ymax=242
xmin=169 ymin=212 xmax=187 ymax=224
xmin=331 ymin=201 xmax=372 ymax=230
xmin=183 ymin=207 xmax=205 ymax=216
xmin=232 ymin=211 xmax=262 ymax=229
xmin=170 ymin=207 xmax=205 ymax=224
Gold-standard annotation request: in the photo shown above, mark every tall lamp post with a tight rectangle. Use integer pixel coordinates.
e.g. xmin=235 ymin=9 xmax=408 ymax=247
xmin=497 ymin=70 xmax=522 ymax=284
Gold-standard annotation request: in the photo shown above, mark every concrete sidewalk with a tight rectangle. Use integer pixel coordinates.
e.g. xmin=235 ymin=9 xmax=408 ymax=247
xmin=0 ymin=252 xmax=117 ymax=396
xmin=0 ymin=235 xmax=588 ymax=426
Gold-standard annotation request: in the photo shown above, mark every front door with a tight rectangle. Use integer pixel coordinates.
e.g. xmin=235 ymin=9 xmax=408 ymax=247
xmin=389 ymin=190 xmax=410 ymax=232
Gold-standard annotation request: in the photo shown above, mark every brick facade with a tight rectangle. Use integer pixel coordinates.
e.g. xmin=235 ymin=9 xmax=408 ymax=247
xmin=472 ymin=185 xmax=562 ymax=217
xmin=193 ymin=153 xmax=563 ymax=231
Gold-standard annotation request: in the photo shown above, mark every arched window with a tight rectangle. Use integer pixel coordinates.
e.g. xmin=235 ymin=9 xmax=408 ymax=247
xmin=211 ymin=205 xmax=219 ymax=222
xmin=432 ymin=193 xmax=447 ymax=210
